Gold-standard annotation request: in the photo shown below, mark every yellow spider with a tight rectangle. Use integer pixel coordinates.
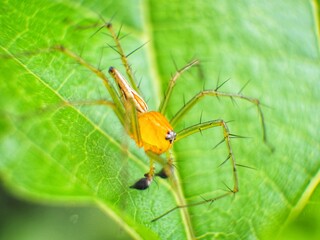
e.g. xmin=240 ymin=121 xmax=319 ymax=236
xmin=51 ymin=21 xmax=267 ymax=221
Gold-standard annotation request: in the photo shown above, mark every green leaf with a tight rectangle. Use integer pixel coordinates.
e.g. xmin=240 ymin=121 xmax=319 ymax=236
xmin=1 ymin=0 xmax=319 ymax=239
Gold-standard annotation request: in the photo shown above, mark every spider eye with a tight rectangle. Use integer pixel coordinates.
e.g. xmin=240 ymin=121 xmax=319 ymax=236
xmin=165 ymin=130 xmax=176 ymax=143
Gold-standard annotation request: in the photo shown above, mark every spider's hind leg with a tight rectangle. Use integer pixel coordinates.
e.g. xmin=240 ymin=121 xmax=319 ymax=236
xmin=176 ymin=119 xmax=238 ymax=193
xmin=151 ymin=119 xmax=239 ymax=222
xmin=155 ymin=151 xmax=175 ymax=179
xmin=130 ymin=159 xmax=155 ymax=190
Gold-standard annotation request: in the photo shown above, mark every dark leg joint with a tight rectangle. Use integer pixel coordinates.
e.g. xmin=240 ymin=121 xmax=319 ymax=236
xmin=156 ymin=164 xmax=174 ymax=179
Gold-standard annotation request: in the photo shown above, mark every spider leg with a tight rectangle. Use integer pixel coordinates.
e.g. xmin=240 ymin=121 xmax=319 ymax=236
xmin=8 ymin=42 xmax=144 ymax=140
xmin=170 ymin=89 xmax=268 ymax=144
xmin=151 ymin=191 xmax=232 ymax=222
xmin=158 ymin=59 xmax=200 ymax=114
xmin=52 ymin=45 xmax=126 ymax=125
xmin=108 ymin=67 xmax=148 ymax=144
xmin=151 ymin=119 xmax=238 ymax=222
xmin=155 ymin=151 xmax=175 ymax=179
xmin=61 ymin=99 xmax=115 ymax=109
xmin=104 ymin=22 xmax=140 ymax=92
xmin=130 ymin=159 xmax=155 ymax=190
xmin=176 ymin=119 xmax=238 ymax=192
xmin=1 ymin=99 xmax=117 ymax=126
xmin=154 ymin=59 xmax=200 ymax=180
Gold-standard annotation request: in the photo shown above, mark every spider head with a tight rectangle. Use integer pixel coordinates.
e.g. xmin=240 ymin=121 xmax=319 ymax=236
xmin=165 ymin=130 xmax=176 ymax=144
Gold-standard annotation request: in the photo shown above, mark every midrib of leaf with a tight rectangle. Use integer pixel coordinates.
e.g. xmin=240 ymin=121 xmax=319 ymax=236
xmin=141 ymin=1 xmax=195 ymax=238
xmin=276 ymin=167 xmax=320 ymax=238
xmin=311 ymin=0 xmax=320 ymax=53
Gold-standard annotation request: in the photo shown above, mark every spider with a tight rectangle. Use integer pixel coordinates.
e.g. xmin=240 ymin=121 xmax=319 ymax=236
xmin=50 ymin=21 xmax=267 ymax=221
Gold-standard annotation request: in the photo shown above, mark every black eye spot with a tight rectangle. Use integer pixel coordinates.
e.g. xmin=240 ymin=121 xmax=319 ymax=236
xmin=165 ymin=130 xmax=177 ymax=143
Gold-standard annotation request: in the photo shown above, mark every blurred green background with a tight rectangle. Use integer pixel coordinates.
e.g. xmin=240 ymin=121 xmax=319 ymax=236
xmin=0 ymin=184 xmax=130 ymax=240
